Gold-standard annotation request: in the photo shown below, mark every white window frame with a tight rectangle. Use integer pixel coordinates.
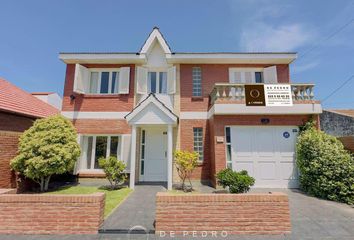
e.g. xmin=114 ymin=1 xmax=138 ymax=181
xmin=193 ymin=127 xmax=204 ymax=162
xmin=192 ymin=67 xmax=202 ymax=97
xmin=225 ymin=126 xmax=232 ymax=169
xmin=229 ymin=68 xmax=264 ymax=84
xmin=89 ymin=68 xmax=120 ymax=95
xmin=147 ymin=68 xmax=168 ymax=95
xmin=84 ymin=135 xmax=122 ymax=170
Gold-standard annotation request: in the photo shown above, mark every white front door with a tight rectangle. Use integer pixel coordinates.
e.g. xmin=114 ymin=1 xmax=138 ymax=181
xmin=140 ymin=128 xmax=167 ymax=182
xmin=230 ymin=126 xmax=299 ymax=188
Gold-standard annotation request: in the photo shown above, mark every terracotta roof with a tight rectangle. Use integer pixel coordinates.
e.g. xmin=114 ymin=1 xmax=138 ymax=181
xmin=326 ymin=109 xmax=354 ymax=118
xmin=0 ymin=78 xmax=59 ymax=118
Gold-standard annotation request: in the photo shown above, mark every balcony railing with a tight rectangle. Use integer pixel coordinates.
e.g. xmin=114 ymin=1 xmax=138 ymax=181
xmin=210 ymin=83 xmax=315 ymax=105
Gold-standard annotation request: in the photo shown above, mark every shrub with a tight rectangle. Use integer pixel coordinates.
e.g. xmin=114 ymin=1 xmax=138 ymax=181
xmin=10 ymin=115 xmax=81 ymax=192
xmin=174 ymin=150 xmax=199 ymax=191
xmin=216 ymin=168 xmax=255 ymax=193
xmin=98 ymin=156 xmax=127 ymax=189
xmin=296 ymin=124 xmax=354 ymax=204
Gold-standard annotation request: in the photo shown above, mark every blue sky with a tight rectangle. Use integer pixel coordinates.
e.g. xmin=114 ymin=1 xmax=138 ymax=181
xmin=0 ymin=0 xmax=353 ymax=109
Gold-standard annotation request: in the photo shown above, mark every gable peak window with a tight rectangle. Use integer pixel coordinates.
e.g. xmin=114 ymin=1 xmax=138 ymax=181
xmin=148 ymin=71 xmax=167 ymax=94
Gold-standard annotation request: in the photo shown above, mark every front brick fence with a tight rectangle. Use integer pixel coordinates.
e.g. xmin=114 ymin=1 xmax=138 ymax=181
xmin=155 ymin=192 xmax=291 ymax=235
xmin=0 ymin=192 xmax=105 ymax=234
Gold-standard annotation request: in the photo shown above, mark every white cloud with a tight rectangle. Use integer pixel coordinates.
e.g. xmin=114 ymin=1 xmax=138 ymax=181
xmin=292 ymin=61 xmax=319 ymax=74
xmin=240 ymin=23 xmax=314 ymax=52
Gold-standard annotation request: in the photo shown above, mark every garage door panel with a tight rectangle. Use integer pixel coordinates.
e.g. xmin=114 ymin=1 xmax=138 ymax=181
xmin=234 ymin=162 xmax=255 ymax=177
xmin=231 ymin=128 xmax=253 ymax=156
xmin=256 ymin=128 xmax=275 ymax=156
xmin=231 ymin=126 xmax=299 ymax=188
xmin=280 ymin=162 xmax=298 ymax=180
xmin=258 ymin=162 xmax=277 ymax=180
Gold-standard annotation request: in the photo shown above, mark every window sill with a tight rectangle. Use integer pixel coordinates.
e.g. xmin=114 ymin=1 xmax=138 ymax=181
xmin=197 ymin=161 xmax=205 ymax=166
xmin=79 ymin=93 xmax=127 ymax=98
xmin=191 ymin=96 xmax=204 ymax=101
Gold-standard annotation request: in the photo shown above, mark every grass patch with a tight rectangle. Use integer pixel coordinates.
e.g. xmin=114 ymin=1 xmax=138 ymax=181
xmin=46 ymin=186 xmax=132 ymax=217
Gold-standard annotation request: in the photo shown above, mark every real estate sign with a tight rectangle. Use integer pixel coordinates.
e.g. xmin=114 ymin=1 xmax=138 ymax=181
xmin=245 ymin=84 xmax=293 ymax=107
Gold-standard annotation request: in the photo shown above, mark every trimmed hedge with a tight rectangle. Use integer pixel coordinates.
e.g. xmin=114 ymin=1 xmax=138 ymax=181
xmin=216 ymin=168 xmax=255 ymax=193
xmin=296 ymin=123 xmax=354 ymax=204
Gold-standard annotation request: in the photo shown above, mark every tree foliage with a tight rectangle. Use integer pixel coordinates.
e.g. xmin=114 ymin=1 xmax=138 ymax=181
xmin=10 ymin=115 xmax=81 ymax=192
xmin=216 ymin=168 xmax=255 ymax=193
xmin=174 ymin=150 xmax=199 ymax=191
xmin=296 ymin=124 xmax=354 ymax=204
xmin=99 ymin=156 xmax=127 ymax=189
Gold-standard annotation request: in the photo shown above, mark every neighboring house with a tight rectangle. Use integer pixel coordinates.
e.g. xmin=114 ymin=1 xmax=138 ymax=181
xmin=321 ymin=109 xmax=354 ymax=152
xmin=0 ymin=78 xmax=59 ymax=188
xmin=32 ymin=92 xmax=62 ymax=110
xmin=59 ymin=27 xmax=322 ymax=189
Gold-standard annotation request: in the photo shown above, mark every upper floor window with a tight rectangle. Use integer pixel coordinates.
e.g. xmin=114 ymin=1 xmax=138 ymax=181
xmin=73 ymin=64 xmax=130 ymax=95
xmin=255 ymin=72 xmax=263 ymax=83
xmin=90 ymin=71 xmax=119 ymax=94
xmin=192 ymin=67 xmax=202 ymax=97
xmin=229 ymin=66 xmax=277 ymax=84
xmin=148 ymin=71 xmax=167 ymax=94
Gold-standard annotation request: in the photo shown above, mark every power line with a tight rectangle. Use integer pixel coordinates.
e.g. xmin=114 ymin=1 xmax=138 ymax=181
xmin=321 ymin=74 xmax=354 ymax=103
xmin=298 ymin=18 xmax=354 ymax=60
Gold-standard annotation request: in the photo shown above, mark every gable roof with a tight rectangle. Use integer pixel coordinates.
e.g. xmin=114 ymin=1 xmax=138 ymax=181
xmin=0 ymin=78 xmax=59 ymax=118
xmin=325 ymin=109 xmax=354 ymax=118
xmin=139 ymin=27 xmax=172 ymax=54
xmin=59 ymin=27 xmax=297 ymax=64
xmin=125 ymin=93 xmax=178 ymax=124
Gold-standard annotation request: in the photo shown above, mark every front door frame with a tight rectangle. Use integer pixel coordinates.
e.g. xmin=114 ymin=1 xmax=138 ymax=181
xmin=139 ymin=126 xmax=168 ymax=182
xmin=129 ymin=124 xmax=173 ymax=190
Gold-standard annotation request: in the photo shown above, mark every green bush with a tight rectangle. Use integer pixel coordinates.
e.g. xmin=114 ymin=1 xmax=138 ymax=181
xmin=296 ymin=124 xmax=354 ymax=204
xmin=10 ymin=115 xmax=81 ymax=192
xmin=98 ymin=156 xmax=127 ymax=189
xmin=216 ymin=168 xmax=255 ymax=193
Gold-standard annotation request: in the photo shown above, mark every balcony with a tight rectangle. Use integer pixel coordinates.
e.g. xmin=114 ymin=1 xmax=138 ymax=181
xmin=209 ymin=83 xmax=322 ymax=115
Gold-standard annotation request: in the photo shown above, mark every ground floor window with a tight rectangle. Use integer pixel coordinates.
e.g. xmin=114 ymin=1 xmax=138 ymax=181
xmin=225 ymin=127 xmax=232 ymax=169
xmin=84 ymin=135 xmax=121 ymax=169
xmin=193 ymin=127 xmax=204 ymax=162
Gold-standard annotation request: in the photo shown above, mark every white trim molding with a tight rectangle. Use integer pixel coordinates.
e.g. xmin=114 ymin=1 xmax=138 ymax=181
xmin=61 ymin=111 xmax=129 ymax=119
xmin=210 ymin=103 xmax=322 ymax=115
xmin=180 ymin=112 xmax=209 ymax=119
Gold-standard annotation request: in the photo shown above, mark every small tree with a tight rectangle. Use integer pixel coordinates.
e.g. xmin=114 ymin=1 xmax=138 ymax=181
xmin=10 ymin=115 xmax=81 ymax=192
xmin=174 ymin=150 xmax=199 ymax=191
xmin=99 ymin=156 xmax=127 ymax=189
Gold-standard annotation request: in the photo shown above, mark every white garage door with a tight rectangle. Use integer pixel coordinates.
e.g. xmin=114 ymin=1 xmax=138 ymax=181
xmin=230 ymin=126 xmax=299 ymax=188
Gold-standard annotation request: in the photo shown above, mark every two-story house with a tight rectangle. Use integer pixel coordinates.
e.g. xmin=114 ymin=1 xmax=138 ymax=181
xmin=59 ymin=27 xmax=322 ymax=190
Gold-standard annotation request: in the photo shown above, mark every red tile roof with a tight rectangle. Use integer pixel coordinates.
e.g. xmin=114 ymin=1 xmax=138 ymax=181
xmin=327 ymin=109 xmax=354 ymax=118
xmin=0 ymin=78 xmax=59 ymax=118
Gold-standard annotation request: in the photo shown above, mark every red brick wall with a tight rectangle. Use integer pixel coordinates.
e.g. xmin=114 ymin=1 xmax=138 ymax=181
xmin=72 ymin=119 xmax=131 ymax=134
xmin=62 ymin=64 xmax=135 ymax=112
xmin=209 ymin=115 xmax=313 ymax=186
xmin=0 ymin=112 xmax=35 ymax=188
xmin=0 ymin=131 xmax=20 ymax=188
xmin=180 ymin=64 xmax=290 ymax=112
xmin=0 ymin=192 xmax=105 ymax=234
xmin=0 ymin=112 xmax=35 ymax=132
xmin=179 ymin=120 xmax=210 ymax=180
xmin=155 ymin=192 xmax=291 ymax=235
